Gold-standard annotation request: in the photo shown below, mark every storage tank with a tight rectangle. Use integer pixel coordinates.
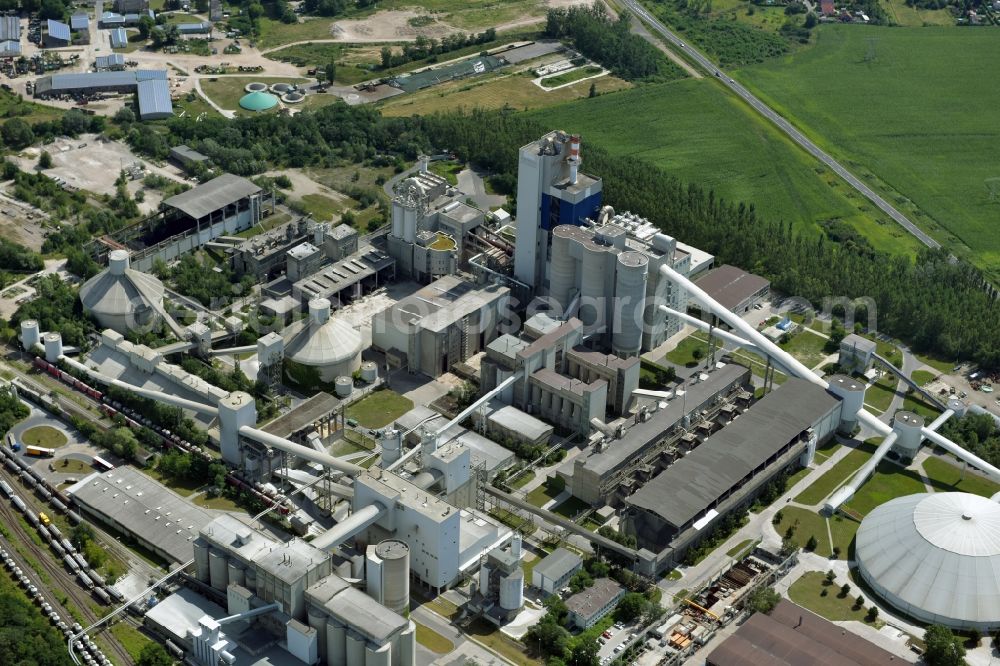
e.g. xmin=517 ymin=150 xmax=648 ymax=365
xmin=549 ymin=226 xmax=578 ymax=309
xmin=308 ymin=608 xmax=327 ymax=662
xmin=334 ymin=376 xmax=353 ymax=398
xmin=20 ymin=320 xmax=40 ymax=351
xmin=44 ymin=333 xmax=63 ymax=363
xmin=284 ymin=299 xmax=363 ymax=386
xmin=193 ymin=540 xmax=210 ymax=583
xmin=579 ymin=240 xmax=607 ymax=329
xmin=612 ymin=251 xmax=648 ymax=358
xmin=227 ymin=561 xmax=245 ymax=588
xmin=346 ymin=629 xmax=365 ymax=666
xmin=947 ymin=398 xmax=967 ymax=417
xmin=826 ymin=374 xmax=866 ymax=433
xmin=892 ymin=411 xmax=925 ymax=460
xmin=326 ymin=618 xmax=346 ymax=666
xmin=378 ymin=430 xmax=401 ymax=466
xmin=399 ymin=622 xmax=415 ymax=666
xmin=208 ymin=548 xmax=228 ymax=591
xmin=364 ymin=642 xmax=390 ymax=666
xmin=78 ymin=249 xmax=165 ymax=335
xmin=499 ymin=569 xmax=524 ymax=611
xmin=375 ymin=539 xmax=409 ymax=615
xmin=360 ymin=361 xmax=378 ymax=384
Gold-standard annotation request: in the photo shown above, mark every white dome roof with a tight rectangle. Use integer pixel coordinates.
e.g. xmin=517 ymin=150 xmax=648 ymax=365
xmin=856 ymin=492 xmax=1000 ymax=630
xmin=79 ymin=251 xmax=165 ymax=333
xmin=285 ymin=315 xmax=363 ymax=367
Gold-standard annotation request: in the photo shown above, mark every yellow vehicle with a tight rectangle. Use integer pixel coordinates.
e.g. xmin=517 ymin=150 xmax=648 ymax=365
xmin=39 ymin=512 xmax=50 ymax=526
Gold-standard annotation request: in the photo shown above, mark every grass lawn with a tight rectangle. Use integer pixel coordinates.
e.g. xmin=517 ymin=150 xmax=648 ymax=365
xmin=726 ymin=538 xmax=755 ymax=558
xmin=509 ymin=469 xmax=535 ymax=490
xmin=788 ymin=571 xmax=879 ymax=624
xmin=540 ymin=66 xmax=603 ymax=88
xmin=257 ymin=17 xmax=339 ymax=49
xmin=422 ymin=597 xmax=459 ymax=620
xmin=344 ymin=390 xmax=413 ymax=429
xmin=739 ymin=26 xmax=1000 ymax=278
xmin=331 ymin=436 xmax=369 ymax=457
xmin=902 ymin=391 xmax=941 ymax=421
xmin=786 ymin=465 xmax=812 ymax=486
xmin=21 ymin=425 xmax=68 ymax=449
xmin=774 ymin=506 xmax=834 ymax=557
xmin=199 ymin=76 xmax=309 ymax=112
xmin=428 ymin=160 xmax=463 ymax=185
xmin=414 ymin=622 xmax=454 ymax=654
xmin=882 ymin=0 xmax=954 ymax=26
xmin=778 ymin=330 xmax=830 ymax=369
xmin=466 ymin=618 xmax=541 ymax=666
xmin=527 ymin=78 xmax=922 ymax=257
xmin=864 ymin=375 xmax=897 ymax=415
xmin=109 ymin=621 xmax=154 ymax=661
xmin=145 ymin=466 xmax=203 ymax=497
xmin=665 ymin=333 xmax=709 ymax=367
xmin=794 ymin=441 xmax=876 ymax=506
xmin=293 ymin=193 xmax=348 ymax=221
xmin=526 ymin=480 xmax=560 ymax=508
xmin=923 ymin=455 xmax=1000 ymax=498
xmin=915 ymin=352 xmax=956 ymax=375
xmin=53 ymin=458 xmax=91 ymax=475
xmin=842 ymin=460 xmax=926 ymax=517
xmin=193 ymin=494 xmax=242 ymax=511
xmin=380 ymin=71 xmax=630 ymax=117
xmin=550 ymin=495 xmax=590 ymax=520
xmin=911 ymin=369 xmax=937 ymax=387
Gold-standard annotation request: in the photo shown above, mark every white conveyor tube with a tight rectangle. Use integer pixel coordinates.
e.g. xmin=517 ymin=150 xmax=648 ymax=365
xmin=310 ymin=503 xmax=385 ymax=550
xmin=659 ymin=305 xmax=758 ymax=351
xmin=61 ymin=355 xmax=219 ymax=416
xmin=435 ymin=374 xmax=519 ymax=437
xmin=239 ymin=426 xmax=362 ymax=475
xmin=921 ymin=427 xmax=1000 ymax=483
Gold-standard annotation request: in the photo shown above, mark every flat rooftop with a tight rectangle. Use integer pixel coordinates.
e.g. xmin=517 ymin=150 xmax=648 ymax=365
xmin=694 ymin=264 xmax=770 ymax=311
xmin=626 ymin=378 xmax=839 ymax=530
xmin=532 ymin=547 xmax=581 ymax=583
xmin=305 ymin=575 xmax=407 ymax=643
xmin=382 ymin=275 xmax=508 ymax=334
xmin=486 ymin=402 xmax=553 ymax=443
xmin=66 ymin=467 xmax=213 ymax=563
xmin=199 ymin=515 xmax=329 ymax=583
xmin=293 ymin=248 xmax=393 ymax=301
xmin=565 ymin=578 xmax=622 ymax=619
xmin=261 ymin=392 xmax=340 ymax=437
xmin=580 ymin=364 xmax=751 ymax=477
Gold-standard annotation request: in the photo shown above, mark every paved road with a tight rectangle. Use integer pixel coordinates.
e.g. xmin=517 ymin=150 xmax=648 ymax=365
xmin=621 ymin=0 xmax=940 ymax=250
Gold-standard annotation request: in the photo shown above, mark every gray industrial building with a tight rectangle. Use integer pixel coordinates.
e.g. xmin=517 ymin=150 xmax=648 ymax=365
xmin=839 ymin=333 xmax=877 ymax=373
xmin=44 ymin=19 xmax=71 ymax=47
xmin=109 ymin=27 xmax=127 ymax=48
xmin=569 ymin=363 xmax=753 ymax=506
xmin=393 ymin=405 xmax=517 ymax=479
xmin=622 ymin=378 xmax=841 ymax=569
xmin=94 ymin=53 xmax=125 ymax=71
xmin=231 ymin=218 xmax=358 ymax=282
xmin=66 ymin=467 xmax=214 ymax=563
xmin=33 ymin=70 xmax=171 ymax=120
xmin=0 ymin=16 xmax=19 ymax=42
xmin=169 ymin=144 xmax=210 ymax=169
xmin=530 ymin=547 xmax=582 ymax=595
xmin=372 ymin=275 xmax=510 ymax=378
xmin=693 ymin=264 xmax=770 ymax=314
xmin=565 ymin=578 xmax=624 ymax=629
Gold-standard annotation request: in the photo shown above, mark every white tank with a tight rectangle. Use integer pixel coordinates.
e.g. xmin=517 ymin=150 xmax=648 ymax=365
xmin=19 ymin=320 xmax=40 ymax=351
xmin=892 ymin=411 xmax=925 ymax=459
xmin=511 ymin=533 xmax=522 ymax=560
xmin=310 ymin=298 xmax=332 ymax=325
xmin=308 ymin=608 xmax=327 ymax=662
xmin=334 ymin=376 xmax=353 ymax=398
xmin=549 ymin=226 xmax=577 ymax=309
xmin=108 ymin=249 xmax=129 ymax=275
xmin=612 ymin=251 xmax=648 ymax=358
xmin=401 ymin=202 xmax=418 ymax=244
xmin=499 ymin=570 xmax=524 ymax=611
xmin=378 ymin=430 xmax=401 ymax=465
xmin=826 ymin=374 xmax=866 ymax=433
xmin=208 ymin=548 xmax=228 ymax=591
xmin=391 ymin=199 xmax=404 ymax=239
xmin=947 ymin=398 xmax=967 ymax=417
xmin=399 ymin=622 xmax=415 ymax=666
xmin=579 ymin=240 xmax=608 ymax=329
xmin=478 ymin=563 xmax=491 ymax=595
xmin=326 ymin=618 xmax=346 ymax=666
xmin=227 ymin=561 xmax=245 ymax=588
xmin=375 ymin=539 xmax=409 ymax=614
xmin=651 ymin=233 xmax=676 ymax=255
xmin=194 ymin=540 xmax=210 ymax=583
xmin=346 ymin=630 xmax=365 ymax=666
xmin=43 ymin=332 xmax=63 ymax=362
xmin=364 ymin=643 xmax=390 ymax=666
xmin=360 ymin=362 xmax=378 ymax=383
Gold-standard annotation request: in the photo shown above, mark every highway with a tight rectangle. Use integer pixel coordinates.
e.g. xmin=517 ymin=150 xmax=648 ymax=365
xmin=621 ymin=0 xmax=940 ymax=250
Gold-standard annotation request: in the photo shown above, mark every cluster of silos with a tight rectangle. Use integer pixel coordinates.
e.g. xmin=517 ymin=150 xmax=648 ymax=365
xmin=284 ymin=298 xmax=363 ymax=386
xmin=826 ymin=374 xmax=866 ymax=433
xmin=78 ymin=249 xmax=166 ymax=335
xmin=313 ymin=615 xmax=414 ymax=666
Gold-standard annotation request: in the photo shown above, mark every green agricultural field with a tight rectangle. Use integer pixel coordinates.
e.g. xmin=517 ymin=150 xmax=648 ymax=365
xmin=530 ymin=79 xmax=923 ymax=256
xmin=738 ymin=26 xmax=1000 ymax=278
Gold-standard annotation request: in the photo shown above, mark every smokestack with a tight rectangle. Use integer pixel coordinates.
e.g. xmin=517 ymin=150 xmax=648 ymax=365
xmin=568 ymin=135 xmax=581 ymax=185
xmin=418 ymin=155 xmax=429 ymax=173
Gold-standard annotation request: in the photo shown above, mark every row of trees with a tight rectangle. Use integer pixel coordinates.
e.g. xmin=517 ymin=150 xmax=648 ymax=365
xmin=940 ymin=412 xmax=1000 ymax=469
xmin=545 ymin=5 xmax=666 ymax=81
xmin=378 ymin=29 xmax=498 ymax=70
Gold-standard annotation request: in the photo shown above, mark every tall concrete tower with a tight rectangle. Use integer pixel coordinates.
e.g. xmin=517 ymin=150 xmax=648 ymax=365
xmin=513 ymin=131 xmax=603 ymax=290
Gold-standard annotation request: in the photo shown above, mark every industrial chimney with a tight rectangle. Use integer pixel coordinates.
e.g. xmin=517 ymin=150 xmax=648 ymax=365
xmin=567 ymin=135 xmax=581 ymax=185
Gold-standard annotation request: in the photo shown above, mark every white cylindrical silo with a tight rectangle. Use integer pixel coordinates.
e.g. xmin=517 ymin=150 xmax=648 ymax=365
xmin=326 ymin=618 xmax=346 ymax=666
xmin=612 ymin=251 xmax=648 ymax=358
xmin=479 ymin=562 xmax=491 ymax=592
xmin=194 ymin=541 xmax=210 ymax=583
xmin=402 ymin=204 xmax=418 ymax=244
xmin=308 ymin=608 xmax=327 ymax=662
xmin=20 ymin=320 xmax=40 ymax=351
xmin=378 ymin=431 xmax=401 ymax=465
xmin=375 ymin=539 xmax=409 ymax=615
xmin=310 ymin=298 xmax=332 ymax=325
xmin=399 ymin=622 xmax=415 ymax=666
xmin=227 ymin=561 xmax=245 ymax=588
xmin=43 ymin=333 xmax=63 ymax=362
xmin=360 ymin=362 xmax=378 ymax=383
xmin=579 ymin=240 xmax=607 ymax=329
xmin=391 ymin=200 xmax=404 ymax=239
xmin=346 ymin=630 xmax=365 ymax=666
xmin=549 ymin=226 xmax=577 ymax=310
xmin=108 ymin=249 xmax=129 ymax=275
xmin=826 ymin=374 xmax=866 ymax=433
xmin=511 ymin=533 xmax=522 ymax=560
xmin=334 ymin=376 xmax=353 ymax=398
xmin=947 ymin=398 xmax=967 ymax=417
xmin=365 ymin=642 xmax=390 ymax=666
xmin=499 ymin=570 xmax=524 ymax=611
xmin=892 ymin=411 xmax=925 ymax=459
xmin=208 ymin=548 xmax=228 ymax=591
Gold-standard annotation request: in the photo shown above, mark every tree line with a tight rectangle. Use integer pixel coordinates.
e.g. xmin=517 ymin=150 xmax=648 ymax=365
xmin=379 ymin=29 xmax=497 ymax=70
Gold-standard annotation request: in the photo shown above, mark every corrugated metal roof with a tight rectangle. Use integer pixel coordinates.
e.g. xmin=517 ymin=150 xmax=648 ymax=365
xmin=532 ymin=547 xmax=582 ymax=583
xmin=176 ymin=21 xmax=210 ymax=33
xmin=693 ymin=264 xmax=770 ymax=312
xmin=45 ymin=70 xmax=137 ymax=89
xmin=70 ymin=14 xmax=89 ymax=30
xmin=163 ymin=173 xmax=261 ymax=220
xmin=0 ymin=40 xmax=20 ymax=56
xmin=137 ymin=78 xmax=172 ymax=119
xmin=135 ymin=69 xmax=166 ymax=80
xmin=109 ymin=27 xmax=126 ymax=47
xmin=47 ymin=19 xmax=70 ymax=42
xmin=0 ymin=16 xmax=19 ymax=41
xmin=626 ymin=378 xmax=839 ymax=530
xmin=94 ymin=53 xmax=125 ymax=69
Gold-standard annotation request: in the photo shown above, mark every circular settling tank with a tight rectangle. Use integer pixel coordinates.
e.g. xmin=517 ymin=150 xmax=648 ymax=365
xmin=244 ymin=82 xmax=268 ymax=92
xmin=282 ymin=91 xmax=305 ymax=104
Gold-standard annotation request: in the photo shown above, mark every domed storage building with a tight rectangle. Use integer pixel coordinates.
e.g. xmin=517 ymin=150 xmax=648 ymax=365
xmin=855 ymin=491 xmax=1000 ymax=631
xmin=284 ymin=298 xmax=363 ymax=386
xmin=239 ymin=90 xmax=278 ymax=112
xmin=79 ymin=249 xmax=165 ymax=334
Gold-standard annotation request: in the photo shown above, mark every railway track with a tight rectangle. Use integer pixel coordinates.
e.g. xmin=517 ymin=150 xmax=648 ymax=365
xmin=0 ymin=475 xmax=134 ymax=666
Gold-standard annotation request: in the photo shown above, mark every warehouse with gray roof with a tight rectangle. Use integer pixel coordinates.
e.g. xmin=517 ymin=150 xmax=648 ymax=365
xmin=622 ymin=377 xmax=842 ymax=569
xmin=33 ymin=69 xmax=172 ymax=120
